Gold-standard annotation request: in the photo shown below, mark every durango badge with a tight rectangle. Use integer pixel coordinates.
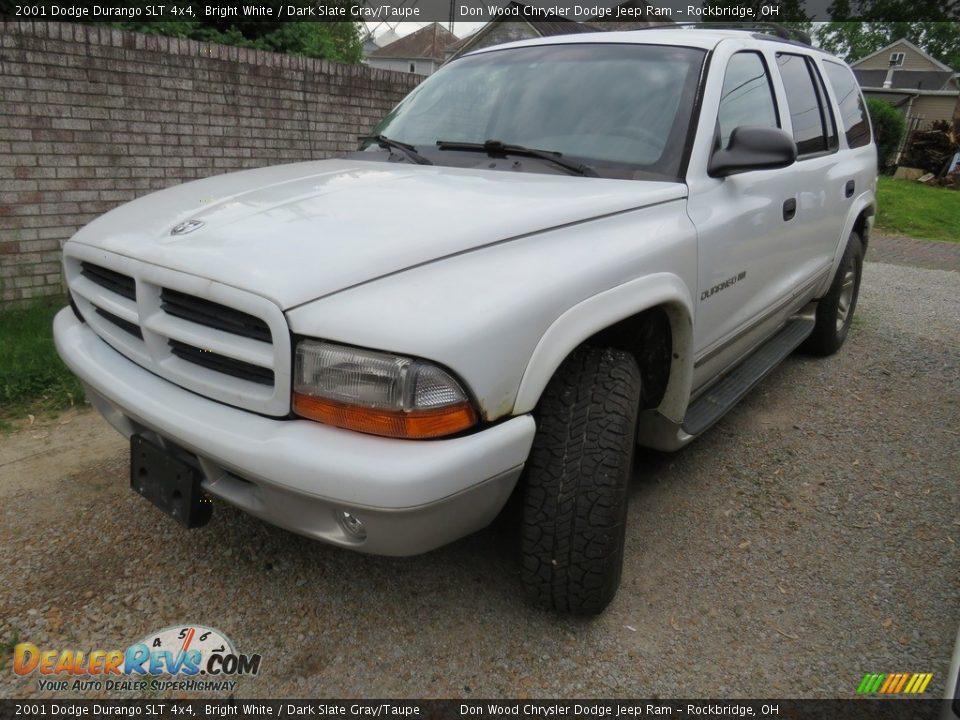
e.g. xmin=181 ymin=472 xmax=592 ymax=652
xmin=170 ymin=219 xmax=205 ymax=235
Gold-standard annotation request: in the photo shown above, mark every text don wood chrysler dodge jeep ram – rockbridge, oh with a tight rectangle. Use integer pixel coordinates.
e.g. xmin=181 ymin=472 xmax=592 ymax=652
xmin=53 ymin=26 xmax=877 ymax=615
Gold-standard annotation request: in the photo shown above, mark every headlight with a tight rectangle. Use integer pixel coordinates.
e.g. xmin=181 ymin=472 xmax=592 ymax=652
xmin=292 ymin=340 xmax=477 ymax=439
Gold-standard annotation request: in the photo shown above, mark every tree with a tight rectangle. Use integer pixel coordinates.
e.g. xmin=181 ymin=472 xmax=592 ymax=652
xmin=818 ymin=21 xmax=960 ymax=70
xmin=866 ymin=97 xmax=906 ymax=169
xmin=700 ymin=0 xmax=813 ymax=29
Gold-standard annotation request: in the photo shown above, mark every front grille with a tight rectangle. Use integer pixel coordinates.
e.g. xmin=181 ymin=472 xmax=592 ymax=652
xmin=161 ymin=288 xmax=271 ymax=343
xmin=81 ymin=262 xmax=136 ymax=300
xmin=66 ymin=249 xmax=290 ymax=415
xmin=168 ymin=339 xmax=274 ymax=386
xmin=95 ymin=307 xmax=143 ymax=339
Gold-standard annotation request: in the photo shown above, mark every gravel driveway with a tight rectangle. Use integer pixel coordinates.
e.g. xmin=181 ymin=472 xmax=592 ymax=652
xmin=1 ymin=258 xmax=958 ymax=699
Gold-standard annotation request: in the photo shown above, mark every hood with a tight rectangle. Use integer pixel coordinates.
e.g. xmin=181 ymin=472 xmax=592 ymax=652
xmin=71 ymin=159 xmax=686 ymax=309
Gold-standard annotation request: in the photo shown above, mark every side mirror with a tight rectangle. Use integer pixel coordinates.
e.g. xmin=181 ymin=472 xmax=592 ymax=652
xmin=708 ymin=126 xmax=797 ymax=178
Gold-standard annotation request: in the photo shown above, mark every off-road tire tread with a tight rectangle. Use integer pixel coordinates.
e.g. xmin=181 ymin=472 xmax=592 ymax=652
xmin=520 ymin=346 xmax=641 ymax=615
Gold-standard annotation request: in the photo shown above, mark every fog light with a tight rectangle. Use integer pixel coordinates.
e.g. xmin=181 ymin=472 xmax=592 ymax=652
xmin=338 ymin=510 xmax=367 ymax=540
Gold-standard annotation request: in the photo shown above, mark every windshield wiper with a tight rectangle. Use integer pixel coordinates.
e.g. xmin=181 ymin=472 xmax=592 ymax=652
xmin=359 ymin=134 xmax=432 ymax=165
xmin=435 ymin=139 xmax=598 ymax=177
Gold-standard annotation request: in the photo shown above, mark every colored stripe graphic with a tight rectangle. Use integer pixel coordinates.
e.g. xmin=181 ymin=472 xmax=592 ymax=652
xmin=856 ymin=674 xmax=885 ymax=694
xmin=879 ymin=674 xmax=897 ymax=693
xmin=856 ymin=672 xmax=932 ymax=694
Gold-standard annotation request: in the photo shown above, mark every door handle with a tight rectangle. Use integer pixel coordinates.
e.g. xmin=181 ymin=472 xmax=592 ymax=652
xmin=845 ymin=180 xmax=856 ymax=198
xmin=783 ymin=198 xmax=797 ymax=222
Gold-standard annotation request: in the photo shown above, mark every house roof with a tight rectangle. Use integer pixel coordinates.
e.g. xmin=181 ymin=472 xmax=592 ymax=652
xmin=850 ymin=38 xmax=954 ymax=73
xmin=365 ymin=28 xmax=401 ymax=50
xmin=443 ymin=34 xmax=474 ymax=56
xmin=446 ymin=4 xmax=593 ymax=60
xmin=853 ymin=68 xmax=957 ymax=92
xmin=522 ymin=9 xmax=595 ymax=39
xmin=369 ymin=23 xmax=460 ymax=61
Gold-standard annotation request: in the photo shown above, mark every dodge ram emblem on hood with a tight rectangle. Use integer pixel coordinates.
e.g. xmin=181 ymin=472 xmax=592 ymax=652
xmin=170 ymin=219 xmax=205 ymax=235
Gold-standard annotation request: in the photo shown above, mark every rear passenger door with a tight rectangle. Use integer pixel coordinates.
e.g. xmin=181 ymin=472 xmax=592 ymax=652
xmin=819 ymin=58 xmax=877 ymax=251
xmin=770 ymin=52 xmax=849 ymax=283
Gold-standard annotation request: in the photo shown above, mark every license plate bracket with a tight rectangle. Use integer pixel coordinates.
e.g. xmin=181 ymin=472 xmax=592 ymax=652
xmin=130 ymin=434 xmax=212 ymax=529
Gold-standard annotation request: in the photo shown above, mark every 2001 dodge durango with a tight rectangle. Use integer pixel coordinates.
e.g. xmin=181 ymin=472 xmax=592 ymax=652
xmin=54 ymin=26 xmax=876 ymax=614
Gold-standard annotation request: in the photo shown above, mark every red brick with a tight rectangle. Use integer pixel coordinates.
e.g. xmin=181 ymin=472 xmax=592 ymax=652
xmin=0 ymin=20 xmax=419 ymax=306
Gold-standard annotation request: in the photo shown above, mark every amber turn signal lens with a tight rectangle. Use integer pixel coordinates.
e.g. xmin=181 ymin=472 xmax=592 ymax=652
xmin=293 ymin=393 xmax=477 ymax=439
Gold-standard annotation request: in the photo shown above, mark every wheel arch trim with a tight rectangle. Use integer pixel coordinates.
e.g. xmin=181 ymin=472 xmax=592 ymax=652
xmin=513 ymin=273 xmax=695 ymax=423
xmin=818 ymin=192 xmax=875 ymax=297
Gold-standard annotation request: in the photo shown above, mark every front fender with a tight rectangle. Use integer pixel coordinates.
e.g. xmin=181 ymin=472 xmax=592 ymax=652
xmin=514 ymin=273 xmax=695 ymax=423
xmin=285 ymin=197 xmax=696 ymax=424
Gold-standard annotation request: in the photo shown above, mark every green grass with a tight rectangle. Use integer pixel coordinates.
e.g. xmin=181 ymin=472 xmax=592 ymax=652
xmin=875 ymin=177 xmax=960 ymax=243
xmin=0 ymin=296 xmax=84 ymax=426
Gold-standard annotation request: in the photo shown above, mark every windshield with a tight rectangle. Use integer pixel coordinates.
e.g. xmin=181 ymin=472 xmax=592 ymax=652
xmin=362 ymin=43 xmax=706 ymax=181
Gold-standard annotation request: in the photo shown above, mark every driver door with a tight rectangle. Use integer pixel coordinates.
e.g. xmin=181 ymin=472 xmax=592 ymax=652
xmin=685 ymin=48 xmax=801 ymax=391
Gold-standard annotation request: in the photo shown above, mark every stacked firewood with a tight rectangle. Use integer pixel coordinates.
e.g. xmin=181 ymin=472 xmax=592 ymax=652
xmin=900 ymin=120 xmax=960 ymax=188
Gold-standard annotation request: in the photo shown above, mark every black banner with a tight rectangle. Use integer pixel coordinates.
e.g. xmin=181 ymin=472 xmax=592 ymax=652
xmin=0 ymin=700 xmax=955 ymax=720
xmin=0 ymin=0 xmax=957 ymax=23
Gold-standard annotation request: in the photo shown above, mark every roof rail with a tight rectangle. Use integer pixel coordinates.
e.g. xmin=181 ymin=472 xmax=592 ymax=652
xmin=631 ymin=22 xmax=812 ymax=47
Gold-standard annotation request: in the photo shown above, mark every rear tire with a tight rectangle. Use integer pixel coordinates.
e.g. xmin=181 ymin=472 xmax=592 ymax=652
xmin=804 ymin=231 xmax=863 ymax=356
xmin=520 ymin=346 xmax=641 ymax=615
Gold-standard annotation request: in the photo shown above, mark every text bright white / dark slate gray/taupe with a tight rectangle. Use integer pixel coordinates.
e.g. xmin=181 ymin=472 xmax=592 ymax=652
xmin=54 ymin=26 xmax=877 ymax=615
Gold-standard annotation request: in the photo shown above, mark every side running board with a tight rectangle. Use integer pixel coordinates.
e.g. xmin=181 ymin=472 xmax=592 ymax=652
xmin=682 ymin=318 xmax=815 ymax=437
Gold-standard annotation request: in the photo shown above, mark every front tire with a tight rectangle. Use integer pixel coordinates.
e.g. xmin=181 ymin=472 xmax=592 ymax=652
xmin=804 ymin=231 xmax=864 ymax=356
xmin=520 ymin=346 xmax=641 ymax=615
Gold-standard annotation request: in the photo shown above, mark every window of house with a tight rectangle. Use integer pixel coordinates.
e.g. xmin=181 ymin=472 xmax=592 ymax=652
xmin=409 ymin=62 xmax=416 ymax=73
xmin=823 ymin=61 xmax=872 ymax=148
xmin=776 ymin=53 xmax=838 ymax=157
xmin=716 ymin=52 xmax=780 ymax=149
xmin=890 ymin=52 xmax=905 ymax=67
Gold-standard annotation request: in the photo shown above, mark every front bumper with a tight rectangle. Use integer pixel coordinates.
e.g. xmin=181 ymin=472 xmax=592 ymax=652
xmin=54 ymin=308 xmax=536 ymax=555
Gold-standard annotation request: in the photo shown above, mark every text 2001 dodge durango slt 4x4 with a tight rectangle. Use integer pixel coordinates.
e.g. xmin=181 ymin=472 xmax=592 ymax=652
xmin=54 ymin=26 xmax=876 ymax=614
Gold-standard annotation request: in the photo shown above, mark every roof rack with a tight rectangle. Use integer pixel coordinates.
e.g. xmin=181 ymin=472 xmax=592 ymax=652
xmin=633 ymin=22 xmax=812 ymax=47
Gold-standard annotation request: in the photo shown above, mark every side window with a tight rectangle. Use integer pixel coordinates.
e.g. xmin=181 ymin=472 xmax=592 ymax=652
xmin=776 ymin=53 xmax=836 ymax=157
xmin=823 ymin=61 xmax=872 ymax=148
xmin=811 ymin=63 xmax=839 ymax=152
xmin=716 ymin=52 xmax=780 ymax=149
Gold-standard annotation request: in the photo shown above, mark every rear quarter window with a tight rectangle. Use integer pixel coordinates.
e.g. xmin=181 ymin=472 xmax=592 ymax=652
xmin=823 ymin=61 xmax=872 ymax=149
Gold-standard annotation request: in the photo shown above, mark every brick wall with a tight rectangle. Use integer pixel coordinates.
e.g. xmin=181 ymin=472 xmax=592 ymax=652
xmin=0 ymin=21 xmax=420 ymax=304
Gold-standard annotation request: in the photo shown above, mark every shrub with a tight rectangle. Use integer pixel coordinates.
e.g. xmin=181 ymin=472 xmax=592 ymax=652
xmin=866 ymin=97 xmax=906 ymax=171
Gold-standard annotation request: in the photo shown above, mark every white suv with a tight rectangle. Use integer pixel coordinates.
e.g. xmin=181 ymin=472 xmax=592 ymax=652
xmin=54 ymin=26 xmax=876 ymax=614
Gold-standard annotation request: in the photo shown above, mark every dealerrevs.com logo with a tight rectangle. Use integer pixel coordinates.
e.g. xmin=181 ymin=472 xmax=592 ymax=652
xmin=12 ymin=625 xmax=261 ymax=693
